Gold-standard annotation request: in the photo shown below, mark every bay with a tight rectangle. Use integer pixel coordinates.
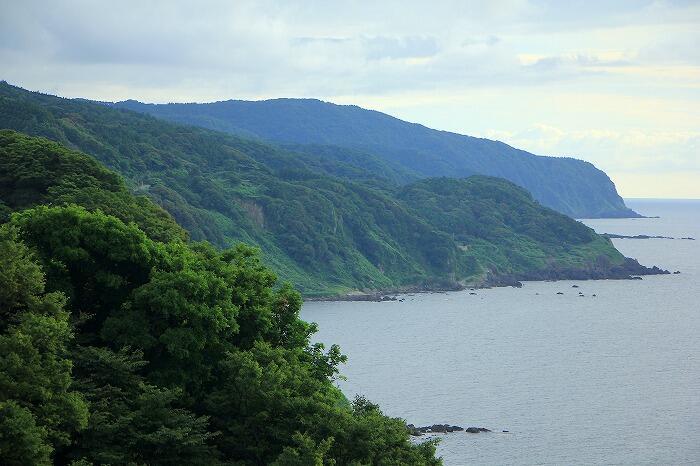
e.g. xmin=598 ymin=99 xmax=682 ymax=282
xmin=301 ymin=199 xmax=700 ymax=465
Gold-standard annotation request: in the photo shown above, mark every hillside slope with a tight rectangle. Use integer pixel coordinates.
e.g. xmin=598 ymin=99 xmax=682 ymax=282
xmin=0 ymin=130 xmax=442 ymax=465
xmin=113 ymin=97 xmax=638 ymax=219
xmin=0 ymin=84 xmax=658 ymax=296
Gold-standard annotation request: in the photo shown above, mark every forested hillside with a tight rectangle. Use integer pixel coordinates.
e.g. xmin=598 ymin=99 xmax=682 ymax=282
xmin=0 ymin=83 xmax=653 ymax=297
xmin=0 ymin=129 xmax=441 ymax=464
xmin=398 ymin=177 xmax=634 ymax=281
xmin=112 ymin=97 xmax=639 ymax=219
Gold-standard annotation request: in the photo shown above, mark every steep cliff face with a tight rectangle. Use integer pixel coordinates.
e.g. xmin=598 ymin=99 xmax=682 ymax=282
xmin=113 ymin=97 xmax=639 ymax=219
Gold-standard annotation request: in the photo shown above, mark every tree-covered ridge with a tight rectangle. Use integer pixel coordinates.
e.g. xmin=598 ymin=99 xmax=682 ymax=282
xmin=111 ymin=96 xmax=639 ymax=219
xmin=0 ymin=130 xmax=186 ymax=243
xmin=0 ymin=84 xmax=632 ymax=296
xmin=0 ymin=195 xmax=441 ymax=462
xmin=399 ymin=177 xmax=624 ymax=276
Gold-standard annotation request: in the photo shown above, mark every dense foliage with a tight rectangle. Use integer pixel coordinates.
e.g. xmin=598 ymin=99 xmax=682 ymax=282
xmin=112 ymin=96 xmax=638 ymax=218
xmin=0 ymin=86 xmax=628 ymax=296
xmin=0 ymin=130 xmax=186 ymax=243
xmin=399 ymin=177 xmax=624 ymax=276
xmin=0 ymin=139 xmax=441 ymax=463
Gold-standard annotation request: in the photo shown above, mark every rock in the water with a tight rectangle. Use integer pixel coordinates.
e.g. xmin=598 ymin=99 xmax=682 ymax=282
xmin=465 ymin=427 xmax=491 ymax=433
xmin=673 ymin=270 xmax=681 ymax=274
xmin=408 ymin=423 xmax=464 ymax=435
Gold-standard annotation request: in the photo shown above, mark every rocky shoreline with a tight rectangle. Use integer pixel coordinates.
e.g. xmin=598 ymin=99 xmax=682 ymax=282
xmin=484 ymin=257 xmax=669 ymax=285
xmin=603 ymin=233 xmax=695 ymax=240
xmin=307 ymin=257 xmax=670 ymax=302
xmin=406 ymin=424 xmax=496 ymax=436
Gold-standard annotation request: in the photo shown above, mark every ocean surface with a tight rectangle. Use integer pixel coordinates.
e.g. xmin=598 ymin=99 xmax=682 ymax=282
xmin=301 ymin=199 xmax=700 ymax=465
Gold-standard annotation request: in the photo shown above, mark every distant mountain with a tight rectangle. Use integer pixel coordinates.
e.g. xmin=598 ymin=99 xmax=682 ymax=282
xmin=112 ymin=98 xmax=639 ymax=219
xmin=0 ymin=83 xmax=657 ymax=296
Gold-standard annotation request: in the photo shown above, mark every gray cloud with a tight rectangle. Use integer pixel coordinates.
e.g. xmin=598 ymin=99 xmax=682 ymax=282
xmin=362 ymin=36 xmax=439 ymax=60
xmin=1 ymin=0 xmax=698 ymax=196
xmin=1 ymin=0 xmax=698 ymax=100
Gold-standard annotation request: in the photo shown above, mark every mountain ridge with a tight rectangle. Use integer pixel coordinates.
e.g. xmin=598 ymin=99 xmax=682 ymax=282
xmin=0 ymin=83 xmax=660 ymax=297
xmin=111 ymin=96 xmax=639 ymax=219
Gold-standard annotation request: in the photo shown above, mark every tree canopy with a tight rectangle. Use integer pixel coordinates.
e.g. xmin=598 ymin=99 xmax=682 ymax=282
xmin=0 ymin=131 xmax=442 ymax=463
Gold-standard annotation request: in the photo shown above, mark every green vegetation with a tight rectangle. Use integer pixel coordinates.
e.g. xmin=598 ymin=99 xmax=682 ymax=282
xmin=0 ymin=85 xmax=630 ymax=296
xmin=0 ymin=130 xmax=186 ymax=243
xmin=399 ymin=177 xmax=624 ymax=277
xmin=112 ymin=96 xmax=639 ymax=219
xmin=0 ymin=81 xmax=648 ymax=464
xmin=0 ymin=132 xmax=441 ymax=464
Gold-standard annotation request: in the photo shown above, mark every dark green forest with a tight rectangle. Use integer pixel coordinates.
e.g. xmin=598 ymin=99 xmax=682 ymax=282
xmin=112 ymin=96 xmax=639 ymax=219
xmin=0 ymin=130 xmax=441 ymax=465
xmin=0 ymin=83 xmax=629 ymax=297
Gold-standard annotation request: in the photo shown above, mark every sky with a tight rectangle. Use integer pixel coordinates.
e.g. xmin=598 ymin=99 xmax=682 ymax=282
xmin=1 ymin=0 xmax=699 ymax=198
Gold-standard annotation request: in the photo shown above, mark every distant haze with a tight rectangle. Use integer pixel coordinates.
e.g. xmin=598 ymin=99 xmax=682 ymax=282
xmin=1 ymin=0 xmax=698 ymax=198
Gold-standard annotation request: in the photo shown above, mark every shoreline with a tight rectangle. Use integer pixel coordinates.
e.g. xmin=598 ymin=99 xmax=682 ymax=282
xmin=305 ymin=258 xmax=670 ymax=302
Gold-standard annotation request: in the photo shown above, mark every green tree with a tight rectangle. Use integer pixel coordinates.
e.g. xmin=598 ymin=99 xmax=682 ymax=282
xmin=2 ymin=204 xmax=441 ymax=465
xmin=0 ymin=400 xmax=52 ymax=466
xmin=0 ymin=228 xmax=88 ymax=465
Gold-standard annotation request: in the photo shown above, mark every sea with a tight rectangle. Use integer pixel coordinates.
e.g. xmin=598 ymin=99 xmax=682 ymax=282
xmin=301 ymin=199 xmax=700 ymax=465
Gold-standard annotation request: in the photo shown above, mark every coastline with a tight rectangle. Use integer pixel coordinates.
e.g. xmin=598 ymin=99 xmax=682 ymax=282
xmin=305 ymin=257 xmax=670 ymax=302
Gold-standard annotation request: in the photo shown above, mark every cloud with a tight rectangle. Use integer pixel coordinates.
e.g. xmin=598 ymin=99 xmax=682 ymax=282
xmin=462 ymin=36 xmax=501 ymax=47
xmin=291 ymin=35 xmax=439 ymax=62
xmin=362 ymin=36 xmax=439 ymax=60
xmin=0 ymin=0 xmax=699 ymax=196
xmin=2 ymin=0 xmax=698 ymax=100
xmin=519 ymin=51 xmax=634 ymax=68
xmin=483 ymin=124 xmax=700 ymax=174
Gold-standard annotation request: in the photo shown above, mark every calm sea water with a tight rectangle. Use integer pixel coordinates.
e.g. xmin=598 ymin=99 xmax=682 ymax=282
xmin=302 ymin=199 xmax=700 ymax=465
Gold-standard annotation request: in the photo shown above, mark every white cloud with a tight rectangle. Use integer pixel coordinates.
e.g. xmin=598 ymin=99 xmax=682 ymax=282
xmin=0 ymin=0 xmax=699 ymax=196
xmin=483 ymin=124 xmax=700 ymax=173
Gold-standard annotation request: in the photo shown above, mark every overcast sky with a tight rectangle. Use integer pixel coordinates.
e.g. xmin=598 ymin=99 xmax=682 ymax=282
xmin=2 ymin=0 xmax=698 ymax=198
